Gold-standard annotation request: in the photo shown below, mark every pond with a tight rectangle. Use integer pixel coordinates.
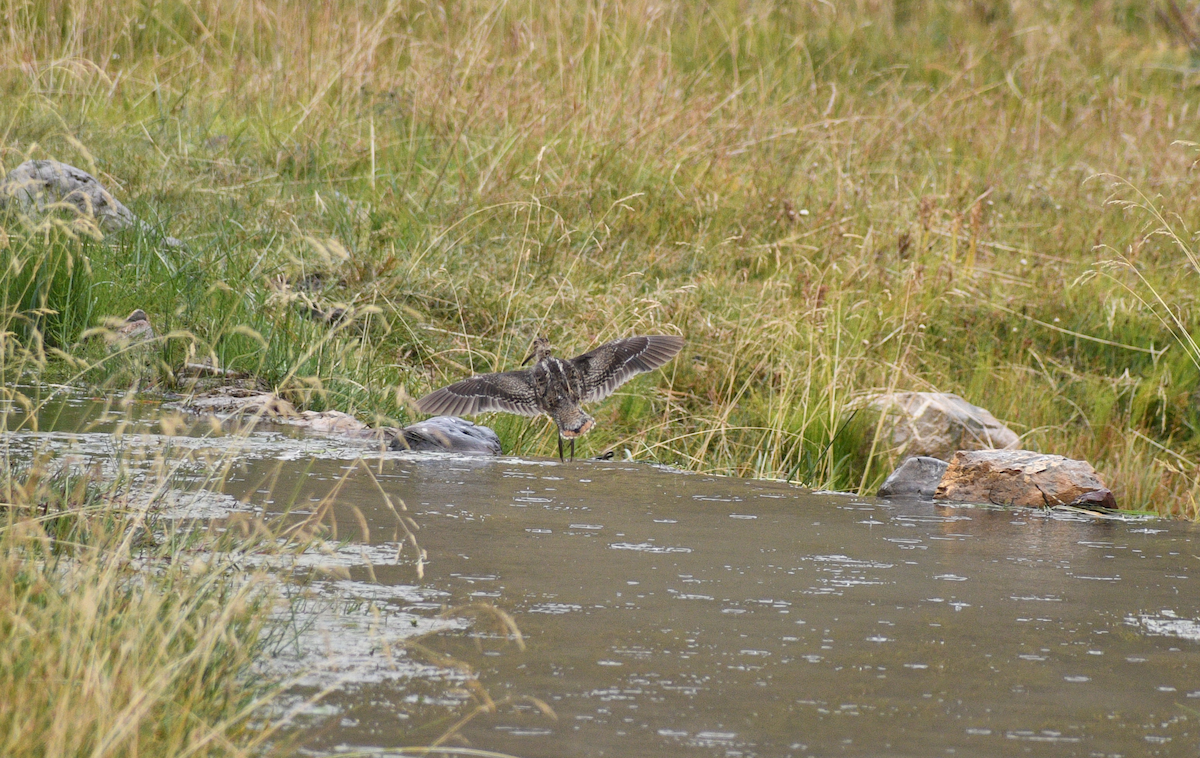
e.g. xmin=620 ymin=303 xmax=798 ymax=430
xmin=8 ymin=393 xmax=1199 ymax=756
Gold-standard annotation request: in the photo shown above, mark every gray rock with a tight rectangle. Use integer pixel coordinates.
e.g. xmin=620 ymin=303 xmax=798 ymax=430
xmin=878 ymin=456 xmax=949 ymax=499
xmin=866 ymin=391 xmax=1019 ymax=461
xmin=393 ymin=416 xmax=502 ymax=456
xmin=0 ymin=160 xmax=182 ymax=246
xmin=934 ymin=449 xmax=1117 ymax=509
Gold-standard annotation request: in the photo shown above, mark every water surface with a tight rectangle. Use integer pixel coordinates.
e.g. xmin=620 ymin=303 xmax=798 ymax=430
xmin=7 ymin=394 xmax=1199 ymax=756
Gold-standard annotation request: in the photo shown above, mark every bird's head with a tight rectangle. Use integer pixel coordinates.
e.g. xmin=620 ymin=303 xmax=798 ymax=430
xmin=522 ymin=336 xmax=554 ymax=366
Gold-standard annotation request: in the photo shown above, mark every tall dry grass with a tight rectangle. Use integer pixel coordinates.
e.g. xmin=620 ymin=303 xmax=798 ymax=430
xmin=1 ymin=0 xmax=1200 ymax=514
xmin=0 ymin=443 xmax=285 ymax=756
xmin=0 ymin=251 xmax=376 ymax=756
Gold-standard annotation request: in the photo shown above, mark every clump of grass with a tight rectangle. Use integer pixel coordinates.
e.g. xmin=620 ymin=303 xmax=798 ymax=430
xmin=0 ymin=293 xmax=349 ymax=755
xmin=0 ymin=458 xmax=282 ymax=757
xmin=4 ymin=0 xmax=1200 ymax=513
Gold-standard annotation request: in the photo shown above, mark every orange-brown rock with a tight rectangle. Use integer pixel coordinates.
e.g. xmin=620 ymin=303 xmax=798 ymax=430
xmin=934 ymin=450 xmax=1116 ymax=508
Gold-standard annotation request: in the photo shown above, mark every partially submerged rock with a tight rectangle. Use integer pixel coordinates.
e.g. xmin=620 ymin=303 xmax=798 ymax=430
xmin=179 ymin=389 xmax=368 ymax=434
xmin=179 ymin=359 xmax=248 ymax=380
xmin=878 ymin=456 xmax=949 ymax=499
xmin=297 ymin=409 xmax=368 ymax=434
xmin=181 ymin=387 xmax=298 ymax=419
xmin=0 ymin=160 xmax=182 ymax=246
xmin=934 ymin=449 xmax=1116 ymax=509
xmin=176 ymin=389 xmax=501 ymax=455
xmin=393 ymin=416 xmax=502 ymax=456
xmin=866 ymin=391 xmax=1019 ymax=461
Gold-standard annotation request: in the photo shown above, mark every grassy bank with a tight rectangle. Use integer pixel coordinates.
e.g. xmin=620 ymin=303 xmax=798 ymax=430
xmin=2 ymin=0 xmax=1200 ymax=516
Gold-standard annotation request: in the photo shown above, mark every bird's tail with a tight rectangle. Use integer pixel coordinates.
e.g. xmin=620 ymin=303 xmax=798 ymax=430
xmin=556 ymin=407 xmax=594 ymax=438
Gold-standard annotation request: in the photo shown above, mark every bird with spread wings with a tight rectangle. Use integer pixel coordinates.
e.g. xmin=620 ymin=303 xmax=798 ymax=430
xmin=416 ymin=334 xmax=684 ymax=460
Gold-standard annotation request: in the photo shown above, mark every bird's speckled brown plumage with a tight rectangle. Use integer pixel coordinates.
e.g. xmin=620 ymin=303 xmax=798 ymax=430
xmin=416 ymin=334 xmax=684 ymax=460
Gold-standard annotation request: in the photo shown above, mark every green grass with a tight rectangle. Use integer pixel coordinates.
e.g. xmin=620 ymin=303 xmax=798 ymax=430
xmin=3 ymin=0 xmax=1200 ymax=519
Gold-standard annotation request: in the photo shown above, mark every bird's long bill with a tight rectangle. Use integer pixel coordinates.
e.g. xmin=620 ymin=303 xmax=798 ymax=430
xmin=521 ymin=350 xmax=535 ymax=366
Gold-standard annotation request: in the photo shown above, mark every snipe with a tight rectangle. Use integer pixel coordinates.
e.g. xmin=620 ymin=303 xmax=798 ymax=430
xmin=416 ymin=334 xmax=684 ymax=461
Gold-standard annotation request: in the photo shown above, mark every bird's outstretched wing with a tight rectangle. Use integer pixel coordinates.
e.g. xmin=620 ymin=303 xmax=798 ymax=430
xmin=570 ymin=335 xmax=684 ymax=404
xmin=415 ymin=369 xmax=543 ymax=417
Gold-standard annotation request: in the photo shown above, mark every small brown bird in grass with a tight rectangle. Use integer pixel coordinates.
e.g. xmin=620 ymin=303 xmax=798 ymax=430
xmin=416 ymin=334 xmax=684 ymax=461
xmin=115 ymin=309 xmax=154 ymax=342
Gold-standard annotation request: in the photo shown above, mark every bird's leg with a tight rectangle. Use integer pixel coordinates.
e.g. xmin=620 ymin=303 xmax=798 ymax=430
xmin=570 ymin=438 xmax=576 ymax=462
xmin=557 ymin=435 xmax=564 ymax=462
